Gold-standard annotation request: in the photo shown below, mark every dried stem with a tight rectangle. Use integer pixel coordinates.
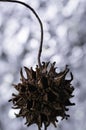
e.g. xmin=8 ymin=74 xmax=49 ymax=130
xmin=0 ymin=0 xmax=43 ymax=67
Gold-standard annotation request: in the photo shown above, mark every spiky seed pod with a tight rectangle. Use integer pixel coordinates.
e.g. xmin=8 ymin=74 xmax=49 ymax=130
xmin=9 ymin=62 xmax=75 ymax=130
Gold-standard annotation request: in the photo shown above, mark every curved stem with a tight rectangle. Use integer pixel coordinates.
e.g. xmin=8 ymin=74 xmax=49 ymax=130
xmin=0 ymin=0 xmax=43 ymax=67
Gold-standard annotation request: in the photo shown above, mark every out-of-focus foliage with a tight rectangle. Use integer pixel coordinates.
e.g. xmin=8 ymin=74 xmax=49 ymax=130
xmin=0 ymin=0 xmax=86 ymax=130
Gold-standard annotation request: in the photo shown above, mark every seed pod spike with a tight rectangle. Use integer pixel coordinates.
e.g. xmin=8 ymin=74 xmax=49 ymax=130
xmin=45 ymin=62 xmax=50 ymax=68
xmin=70 ymin=72 xmax=73 ymax=81
xmin=8 ymin=99 xmax=12 ymax=102
xmin=14 ymin=113 xmax=20 ymax=117
xmin=24 ymin=66 xmax=32 ymax=79
xmin=27 ymin=123 xmax=32 ymax=127
xmin=12 ymin=106 xmax=20 ymax=109
xmin=20 ymin=68 xmax=26 ymax=82
xmin=44 ymin=125 xmax=47 ymax=130
xmin=38 ymin=126 xmax=41 ymax=130
xmin=52 ymin=121 xmax=57 ymax=127
xmin=12 ymin=84 xmax=17 ymax=87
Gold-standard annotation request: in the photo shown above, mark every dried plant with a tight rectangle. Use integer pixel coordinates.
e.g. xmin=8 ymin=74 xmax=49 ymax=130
xmin=0 ymin=0 xmax=75 ymax=130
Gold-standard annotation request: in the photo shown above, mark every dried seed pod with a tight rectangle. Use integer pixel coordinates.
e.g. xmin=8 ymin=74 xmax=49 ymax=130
xmin=9 ymin=62 xmax=75 ymax=130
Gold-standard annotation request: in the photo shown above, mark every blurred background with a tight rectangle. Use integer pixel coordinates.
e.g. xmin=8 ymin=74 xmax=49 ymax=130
xmin=0 ymin=0 xmax=86 ymax=130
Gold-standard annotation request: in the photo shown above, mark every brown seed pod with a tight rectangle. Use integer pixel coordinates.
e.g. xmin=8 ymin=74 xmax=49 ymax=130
xmin=9 ymin=62 xmax=75 ymax=130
